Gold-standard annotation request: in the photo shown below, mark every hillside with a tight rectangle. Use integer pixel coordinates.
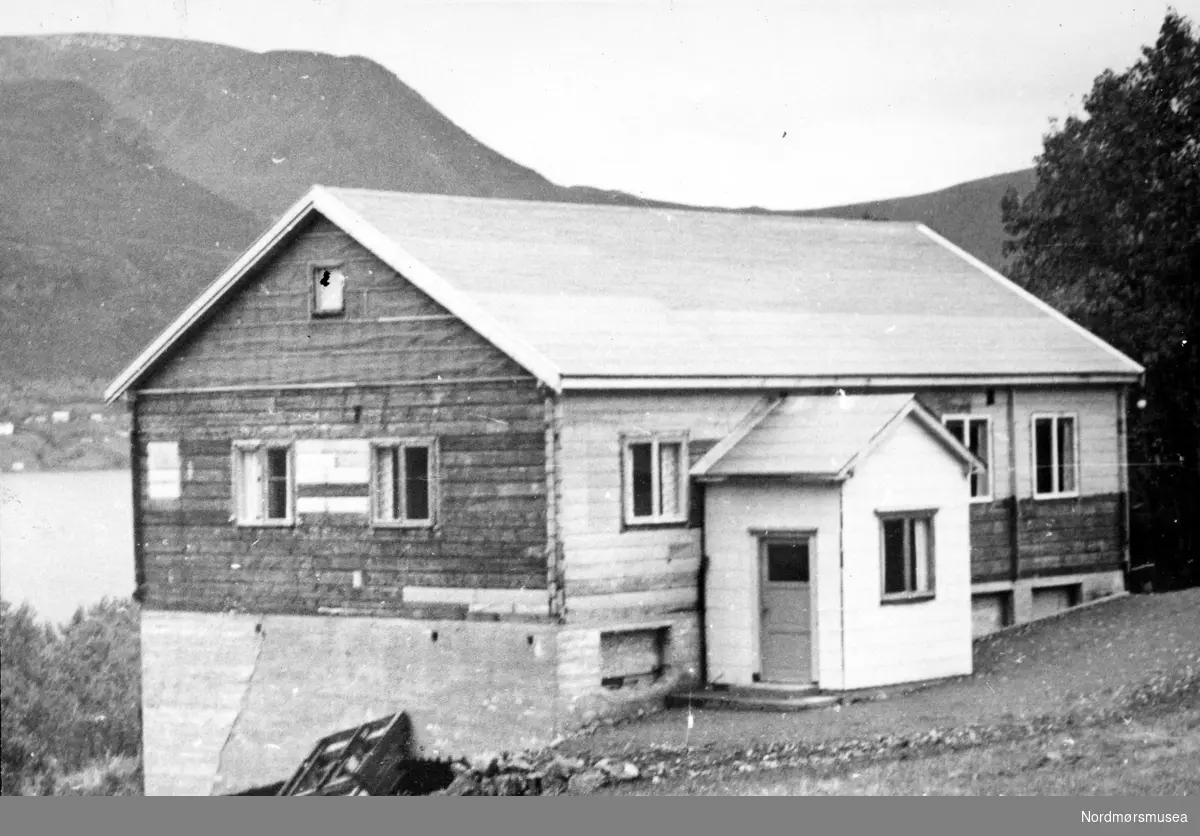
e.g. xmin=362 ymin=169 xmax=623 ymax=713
xmin=0 ymin=34 xmax=599 ymax=219
xmin=0 ymin=33 xmax=1029 ymax=391
xmin=0 ymin=78 xmax=261 ymax=381
xmin=786 ymin=169 xmax=1036 ymax=270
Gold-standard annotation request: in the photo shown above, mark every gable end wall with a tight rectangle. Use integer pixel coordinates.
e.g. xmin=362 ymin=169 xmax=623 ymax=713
xmin=132 ymin=214 xmax=550 ymax=616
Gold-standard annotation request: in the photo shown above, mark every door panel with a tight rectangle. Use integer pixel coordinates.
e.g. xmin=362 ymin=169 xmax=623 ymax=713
xmin=760 ymin=539 xmax=813 ymax=682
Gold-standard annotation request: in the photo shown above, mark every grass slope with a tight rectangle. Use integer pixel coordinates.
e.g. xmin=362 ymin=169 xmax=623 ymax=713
xmin=560 ymin=589 xmax=1200 ymax=795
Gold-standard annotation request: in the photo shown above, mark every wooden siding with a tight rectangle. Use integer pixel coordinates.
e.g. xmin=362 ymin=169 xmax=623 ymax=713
xmin=144 ymin=215 xmax=529 ymax=389
xmin=968 ymin=500 xmax=1014 ymax=582
xmin=135 ymin=382 xmax=549 ymax=615
xmin=132 ymin=215 xmax=550 ymax=615
xmin=558 ymin=392 xmax=761 ymax=623
xmin=704 ymin=482 xmax=842 ymax=687
xmin=1017 ymin=493 xmax=1123 ymax=578
xmin=919 ymin=386 xmax=1124 ymax=582
xmin=839 ymin=418 xmax=974 ymax=691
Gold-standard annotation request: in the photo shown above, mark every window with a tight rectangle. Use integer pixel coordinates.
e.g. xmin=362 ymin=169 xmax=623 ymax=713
xmin=1032 ymin=414 xmax=1078 ymax=497
xmin=146 ymin=441 xmax=181 ymax=501
xmin=943 ymin=415 xmax=992 ymax=500
xmin=233 ymin=442 xmax=294 ymax=525
xmin=311 ymin=262 xmax=345 ymax=317
xmin=622 ymin=434 xmax=688 ymax=525
xmin=764 ymin=540 xmax=810 ymax=583
xmin=371 ymin=439 xmax=436 ymax=526
xmin=879 ymin=511 xmax=935 ymax=601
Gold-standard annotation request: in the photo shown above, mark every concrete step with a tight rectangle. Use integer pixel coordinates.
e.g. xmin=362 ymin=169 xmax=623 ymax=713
xmin=667 ymin=688 xmax=840 ymax=713
xmin=724 ymin=682 xmax=820 ymax=700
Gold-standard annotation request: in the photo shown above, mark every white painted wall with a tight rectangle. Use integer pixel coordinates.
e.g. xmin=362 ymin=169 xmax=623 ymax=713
xmin=1010 ymin=387 xmax=1120 ymax=499
xmin=925 ymin=385 xmax=1120 ymax=502
xmin=840 ymin=417 xmax=974 ymax=689
xmin=558 ymin=392 xmax=761 ymax=621
xmin=703 ymin=481 xmax=842 ymax=686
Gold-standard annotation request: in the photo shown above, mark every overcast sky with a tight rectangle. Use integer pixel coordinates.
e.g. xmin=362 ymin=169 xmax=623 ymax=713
xmin=2 ymin=1 xmax=1190 ymax=208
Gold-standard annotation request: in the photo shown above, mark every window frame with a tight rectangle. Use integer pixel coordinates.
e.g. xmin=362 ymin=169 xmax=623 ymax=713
xmin=1030 ymin=413 xmax=1080 ymax=499
xmin=369 ymin=437 xmax=439 ymax=529
xmin=620 ymin=432 xmax=690 ymax=528
xmin=309 ymin=259 xmax=347 ymax=318
xmin=877 ymin=509 xmax=937 ymax=604
xmin=942 ymin=414 xmax=993 ymax=502
xmin=231 ymin=440 xmax=295 ymax=527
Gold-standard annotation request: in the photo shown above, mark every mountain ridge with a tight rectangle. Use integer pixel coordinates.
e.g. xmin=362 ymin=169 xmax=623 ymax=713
xmin=0 ymin=33 xmax=1031 ymax=386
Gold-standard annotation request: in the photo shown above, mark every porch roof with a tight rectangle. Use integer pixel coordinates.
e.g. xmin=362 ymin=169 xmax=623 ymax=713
xmin=690 ymin=393 xmax=979 ymax=480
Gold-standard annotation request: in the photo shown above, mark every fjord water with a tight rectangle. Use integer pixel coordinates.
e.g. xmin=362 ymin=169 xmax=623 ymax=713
xmin=0 ymin=470 xmax=135 ymax=625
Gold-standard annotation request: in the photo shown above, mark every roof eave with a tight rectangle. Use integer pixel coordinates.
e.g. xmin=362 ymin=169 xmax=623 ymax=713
xmin=916 ymin=225 xmax=1145 ymax=377
xmin=561 ymin=372 xmax=1142 ymax=392
xmin=104 ymin=187 xmax=325 ymax=403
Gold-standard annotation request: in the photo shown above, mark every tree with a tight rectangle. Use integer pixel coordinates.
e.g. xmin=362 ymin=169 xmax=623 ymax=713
xmin=1001 ymin=10 xmax=1199 ymax=587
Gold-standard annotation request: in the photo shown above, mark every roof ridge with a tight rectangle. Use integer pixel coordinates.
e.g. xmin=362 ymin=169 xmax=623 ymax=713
xmin=319 ymin=184 xmax=925 ymax=229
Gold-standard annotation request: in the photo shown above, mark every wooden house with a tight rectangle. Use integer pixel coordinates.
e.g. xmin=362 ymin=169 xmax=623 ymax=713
xmin=105 ymin=186 xmax=1143 ymax=795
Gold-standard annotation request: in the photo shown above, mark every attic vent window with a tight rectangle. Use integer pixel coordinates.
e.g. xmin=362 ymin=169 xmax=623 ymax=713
xmin=311 ymin=262 xmax=346 ymax=317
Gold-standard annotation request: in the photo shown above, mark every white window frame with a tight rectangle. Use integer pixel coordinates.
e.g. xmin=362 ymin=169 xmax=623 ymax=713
xmin=231 ymin=441 xmax=295 ymax=526
xmin=621 ymin=433 xmax=689 ymax=527
xmin=1030 ymin=413 xmax=1080 ymax=499
xmin=878 ymin=509 xmax=937 ymax=603
xmin=942 ymin=414 xmax=993 ymax=502
xmin=146 ymin=440 xmax=182 ymax=502
xmin=310 ymin=260 xmax=346 ymax=318
xmin=369 ymin=437 xmax=438 ymax=528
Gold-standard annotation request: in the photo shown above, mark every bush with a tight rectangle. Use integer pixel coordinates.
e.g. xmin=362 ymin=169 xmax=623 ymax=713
xmin=0 ymin=597 xmax=141 ymax=794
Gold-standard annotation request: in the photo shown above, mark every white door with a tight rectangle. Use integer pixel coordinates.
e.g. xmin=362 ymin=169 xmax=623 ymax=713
xmin=759 ymin=538 xmax=813 ymax=683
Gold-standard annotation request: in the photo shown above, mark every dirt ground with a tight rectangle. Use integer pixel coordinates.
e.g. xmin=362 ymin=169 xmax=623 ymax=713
xmin=560 ymin=589 xmax=1200 ymax=761
xmin=546 ymin=589 xmax=1200 ymax=795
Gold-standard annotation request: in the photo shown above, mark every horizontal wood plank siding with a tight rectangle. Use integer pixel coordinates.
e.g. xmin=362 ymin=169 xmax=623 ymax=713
xmin=136 ymin=381 xmax=549 ymax=615
xmin=968 ymin=500 xmax=1015 ymax=582
xmin=917 ymin=385 xmax=1124 ymax=581
xmin=144 ymin=214 xmax=528 ymax=389
xmin=133 ymin=214 xmax=550 ymax=615
xmin=559 ymin=393 xmax=761 ymax=623
xmin=1016 ymin=493 xmax=1123 ymax=577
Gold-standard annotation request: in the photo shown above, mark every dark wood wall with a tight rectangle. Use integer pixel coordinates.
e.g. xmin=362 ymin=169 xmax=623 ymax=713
xmin=969 ymin=495 xmax=1123 ymax=582
xmin=133 ymin=213 xmax=549 ymax=615
xmin=918 ymin=386 xmax=1126 ymax=583
xmin=147 ymin=215 xmax=528 ymax=388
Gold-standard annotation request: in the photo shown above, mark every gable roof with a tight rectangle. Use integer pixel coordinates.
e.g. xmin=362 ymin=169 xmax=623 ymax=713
xmin=105 ymin=185 xmax=1143 ymax=402
xmin=690 ymin=393 xmax=980 ymax=480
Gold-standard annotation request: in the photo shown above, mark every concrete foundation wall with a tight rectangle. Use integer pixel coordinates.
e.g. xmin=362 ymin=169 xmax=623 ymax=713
xmin=970 ymin=569 xmax=1125 ymax=636
xmin=142 ymin=610 xmax=562 ymax=795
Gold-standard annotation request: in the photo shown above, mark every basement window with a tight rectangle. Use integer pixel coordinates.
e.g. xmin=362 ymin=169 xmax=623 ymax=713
xmin=233 ymin=442 xmax=294 ymax=526
xmin=370 ymin=439 xmax=437 ymax=527
xmin=1032 ymin=414 xmax=1078 ymax=498
xmin=310 ymin=261 xmax=346 ymax=317
xmin=879 ymin=510 xmax=936 ymax=602
xmin=622 ymin=433 xmax=688 ymax=526
xmin=943 ymin=415 xmax=993 ymax=501
xmin=601 ymin=626 xmax=668 ymax=689
xmin=146 ymin=441 xmax=181 ymax=501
